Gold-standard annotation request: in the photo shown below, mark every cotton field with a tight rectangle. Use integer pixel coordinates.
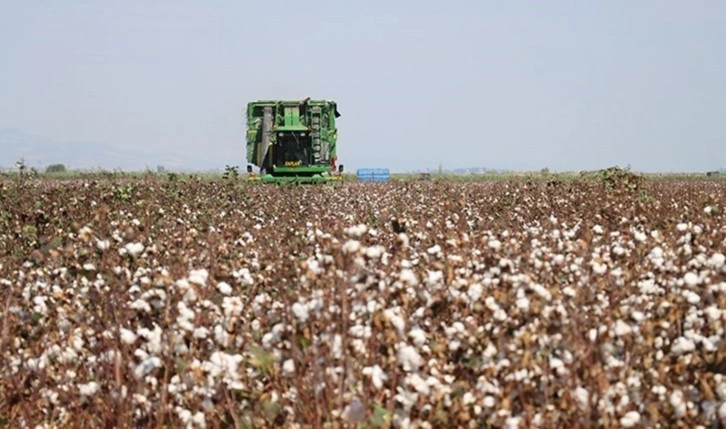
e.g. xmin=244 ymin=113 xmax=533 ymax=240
xmin=0 ymin=176 xmax=724 ymax=428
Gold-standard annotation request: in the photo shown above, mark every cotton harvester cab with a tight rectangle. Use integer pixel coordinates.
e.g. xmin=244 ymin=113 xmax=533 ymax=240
xmin=245 ymin=98 xmax=344 ymax=183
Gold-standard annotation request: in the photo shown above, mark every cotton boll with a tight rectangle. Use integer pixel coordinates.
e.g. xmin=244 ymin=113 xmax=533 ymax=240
xmin=408 ymin=328 xmax=427 ymax=347
xmin=123 ymin=242 xmax=144 ymax=257
xmin=669 ymin=390 xmax=687 ymax=418
xmin=120 ymin=328 xmax=138 ymax=345
xmin=467 ymin=283 xmax=483 ymax=302
xmin=384 ymin=308 xmax=406 ymax=335
xmin=362 ymin=365 xmax=388 ymax=389
xmin=78 ymin=381 xmax=100 ymax=396
xmin=397 ymin=344 xmax=423 ymax=372
xmin=613 ymin=320 xmax=632 ymax=336
xmin=216 ymin=282 xmax=233 ymax=295
xmin=282 ymin=359 xmax=295 ymax=376
xmin=709 ymin=253 xmax=725 ymax=269
xmin=683 ymin=272 xmax=699 ymax=287
xmin=620 ymin=411 xmax=640 ymax=427
xmin=670 ymin=337 xmax=695 ymax=356
xmin=292 ymin=301 xmax=310 ymax=324
xmin=344 ymin=224 xmax=367 ymax=238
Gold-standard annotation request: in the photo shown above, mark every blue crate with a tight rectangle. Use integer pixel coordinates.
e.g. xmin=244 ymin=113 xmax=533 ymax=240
xmin=357 ymin=168 xmax=390 ymax=182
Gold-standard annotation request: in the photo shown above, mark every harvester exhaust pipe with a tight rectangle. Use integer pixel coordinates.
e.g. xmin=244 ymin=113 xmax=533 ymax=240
xmin=260 ymin=106 xmax=272 ymax=171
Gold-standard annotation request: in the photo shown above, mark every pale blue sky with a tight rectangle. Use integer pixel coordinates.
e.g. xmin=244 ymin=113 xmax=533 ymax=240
xmin=1 ymin=1 xmax=724 ymax=172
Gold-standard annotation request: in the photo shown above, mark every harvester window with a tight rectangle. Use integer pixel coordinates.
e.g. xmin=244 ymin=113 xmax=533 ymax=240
xmin=276 ymin=132 xmax=311 ymax=167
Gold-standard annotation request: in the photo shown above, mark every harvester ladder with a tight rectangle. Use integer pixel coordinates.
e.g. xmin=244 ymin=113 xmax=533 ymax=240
xmin=311 ymin=107 xmax=322 ymax=163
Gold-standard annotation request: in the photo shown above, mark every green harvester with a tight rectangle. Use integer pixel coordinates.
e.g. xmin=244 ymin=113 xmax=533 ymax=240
xmin=245 ymin=98 xmax=344 ymax=184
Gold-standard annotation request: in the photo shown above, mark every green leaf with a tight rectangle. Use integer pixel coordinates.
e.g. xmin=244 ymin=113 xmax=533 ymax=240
xmin=249 ymin=346 xmax=274 ymax=375
xmin=369 ymin=403 xmax=388 ymax=428
xmin=175 ymin=358 xmax=187 ymax=373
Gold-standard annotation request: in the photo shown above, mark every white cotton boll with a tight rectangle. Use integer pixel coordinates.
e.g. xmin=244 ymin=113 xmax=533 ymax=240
xmin=634 ymin=231 xmax=647 ymax=243
xmin=137 ymin=325 xmax=163 ymax=354
xmin=483 ymin=396 xmax=496 ymax=408
xmin=426 ymin=270 xmax=444 ymax=286
xmin=134 ymin=356 xmax=162 ymax=379
xmin=342 ymin=240 xmax=361 ymax=254
xmin=670 ymin=337 xmax=695 ymax=356
xmin=345 ymin=224 xmax=367 ymax=238
xmin=188 ymin=269 xmax=208 ymax=287
xmin=365 ymin=245 xmax=384 ymax=259
xmin=530 ymin=283 xmax=552 ymax=301
xmin=427 ymin=244 xmax=442 ymax=255
xmin=78 ymin=381 xmax=100 ymax=396
xmin=573 ymin=387 xmax=589 ymax=409
xmin=397 ymin=232 xmax=410 ymax=247
xmin=620 ymin=411 xmax=640 ymax=427
xmin=192 ymin=412 xmax=207 ymax=428
xmin=250 ymin=319 xmax=261 ymax=331
xmin=504 ymin=416 xmax=522 ymax=429
xmin=467 ymin=283 xmax=483 ymax=302
xmin=407 ymin=373 xmax=431 ymax=395
xmin=488 ymin=239 xmax=501 ymax=250
xmin=216 ymin=282 xmax=232 ymax=295
xmin=176 ymin=408 xmax=193 ymax=425
xmin=709 ymin=253 xmax=725 ymax=269
xmin=96 ymin=239 xmax=110 ymax=250
xmin=32 ymin=296 xmax=48 ymax=315
xmin=221 ymin=297 xmax=244 ymax=319
xmin=408 ymin=328 xmax=427 ymax=346
xmin=384 ymin=309 xmax=406 ymax=335
xmin=397 ymin=344 xmax=423 ymax=372
xmin=588 ymin=329 xmax=598 ymax=342
xmin=120 ymin=328 xmax=138 ymax=345
xmin=677 ymin=223 xmax=689 ymax=232
xmin=483 ymin=343 xmax=497 ymax=359
xmin=613 ymin=320 xmax=632 ymax=336
xmin=683 ymin=272 xmax=699 ymax=287
xmin=193 ymin=327 xmax=209 ymax=339
xmin=670 ymin=390 xmax=687 ymax=417
xmin=704 ymin=306 xmax=722 ymax=323
xmin=282 ymin=359 xmax=295 ymax=376
xmin=719 ymin=402 xmax=726 ymax=422
xmin=123 ymin=242 xmax=145 ymax=257
xmin=362 ymin=365 xmax=388 ymax=389
xmin=399 ymin=269 xmax=418 ymax=286
xmin=593 ymin=225 xmax=604 ymax=234
xmin=130 ymin=299 xmax=152 ymax=313
xmin=683 ymin=290 xmax=701 ymax=304
xmin=494 ymin=309 xmax=507 ymax=321
xmin=515 ymin=297 xmax=530 ymax=311
xmin=562 ymin=286 xmax=576 ymax=297
xmin=292 ymin=301 xmax=310 ymax=324
xmin=550 ymin=357 xmax=568 ymax=374
xmin=591 ymin=262 xmax=607 ymax=275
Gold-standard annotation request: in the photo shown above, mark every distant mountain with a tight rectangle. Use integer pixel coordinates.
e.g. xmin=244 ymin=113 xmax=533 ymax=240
xmin=0 ymin=128 xmax=219 ymax=172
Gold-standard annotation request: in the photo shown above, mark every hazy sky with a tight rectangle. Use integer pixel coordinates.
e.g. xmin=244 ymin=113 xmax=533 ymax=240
xmin=1 ymin=1 xmax=724 ymax=173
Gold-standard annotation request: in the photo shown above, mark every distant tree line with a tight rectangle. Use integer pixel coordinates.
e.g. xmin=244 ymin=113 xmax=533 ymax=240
xmin=45 ymin=163 xmax=67 ymax=174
